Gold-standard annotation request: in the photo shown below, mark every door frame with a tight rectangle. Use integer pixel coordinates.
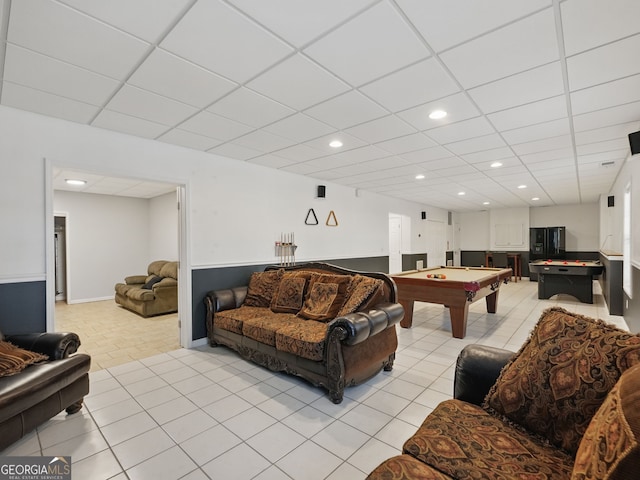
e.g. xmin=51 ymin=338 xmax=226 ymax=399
xmin=44 ymin=158 xmax=193 ymax=348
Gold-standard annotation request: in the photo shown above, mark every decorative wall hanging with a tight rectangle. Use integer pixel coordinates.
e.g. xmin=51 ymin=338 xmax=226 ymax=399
xmin=326 ymin=210 xmax=339 ymax=226
xmin=305 ymin=208 xmax=319 ymax=225
xmin=275 ymin=232 xmax=297 ymax=266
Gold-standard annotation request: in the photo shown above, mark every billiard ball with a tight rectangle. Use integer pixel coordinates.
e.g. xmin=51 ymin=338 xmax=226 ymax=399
xmin=464 ymin=267 xmax=469 ymax=271
xmin=426 ymin=274 xmax=432 ymax=278
xmin=441 ymin=274 xmax=446 ymax=279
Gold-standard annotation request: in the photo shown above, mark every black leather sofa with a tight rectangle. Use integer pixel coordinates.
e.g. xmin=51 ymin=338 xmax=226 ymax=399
xmin=0 ymin=329 xmax=91 ymax=451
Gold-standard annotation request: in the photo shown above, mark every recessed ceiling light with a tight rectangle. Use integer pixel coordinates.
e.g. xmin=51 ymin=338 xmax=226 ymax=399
xmin=329 ymin=140 xmax=343 ymax=148
xmin=428 ymin=110 xmax=447 ymax=120
xmin=458 ymin=191 xmax=465 ymax=196
xmin=415 ymin=174 xmax=425 ymax=180
xmin=490 ymin=162 xmax=503 ymax=168
xmin=532 ymin=197 xmax=540 ymax=201
xmin=65 ymin=179 xmax=86 ymax=186
xmin=517 ymin=184 xmax=527 ymax=189
xmin=483 ymin=201 xmax=490 ymax=205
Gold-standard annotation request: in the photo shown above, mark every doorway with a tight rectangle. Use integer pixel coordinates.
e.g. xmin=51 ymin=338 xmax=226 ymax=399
xmin=54 ymin=215 xmax=67 ymax=301
xmin=45 ymin=161 xmax=192 ymax=354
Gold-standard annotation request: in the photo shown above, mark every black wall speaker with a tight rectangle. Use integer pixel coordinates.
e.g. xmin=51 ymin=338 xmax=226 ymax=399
xmin=630 ymin=131 xmax=640 ymax=155
xmin=421 ymin=211 xmax=426 ymax=220
xmin=608 ymin=196 xmax=615 ymax=207
xmin=317 ymin=185 xmax=326 ymax=198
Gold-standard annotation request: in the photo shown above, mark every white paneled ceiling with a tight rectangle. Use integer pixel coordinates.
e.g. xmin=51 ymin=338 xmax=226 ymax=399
xmin=1 ymin=0 xmax=638 ymax=210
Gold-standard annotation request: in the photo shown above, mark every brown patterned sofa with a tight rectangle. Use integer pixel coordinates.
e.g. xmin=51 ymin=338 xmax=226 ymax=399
xmin=368 ymin=307 xmax=640 ymax=480
xmin=204 ymin=262 xmax=404 ymax=403
xmin=115 ymin=260 xmax=178 ymax=317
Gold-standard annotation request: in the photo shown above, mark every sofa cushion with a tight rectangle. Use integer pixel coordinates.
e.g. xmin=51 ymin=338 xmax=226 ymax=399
xmin=297 ymin=274 xmax=352 ymax=321
xmin=404 ymin=399 xmax=574 ymax=480
xmin=142 ymin=275 xmax=163 ymax=290
xmin=571 ymin=363 xmax=640 ymax=480
xmin=242 ymin=313 xmax=299 ymax=346
xmin=215 ymin=306 xmax=268 ymax=335
xmin=0 ymin=341 xmax=48 ymax=377
xmin=270 ymin=273 xmax=309 ymax=313
xmin=126 ymin=288 xmax=155 ymax=301
xmin=367 ymin=454 xmax=454 ymax=480
xmin=338 ymin=275 xmax=384 ymax=316
xmin=115 ymin=283 xmax=135 ymax=296
xmin=275 ymin=320 xmax=328 ymax=362
xmin=159 ymin=261 xmax=178 ymax=280
xmin=484 ymin=307 xmax=640 ymax=455
xmin=244 ymin=269 xmax=283 ymax=307
xmin=148 ymin=260 xmax=167 ymax=277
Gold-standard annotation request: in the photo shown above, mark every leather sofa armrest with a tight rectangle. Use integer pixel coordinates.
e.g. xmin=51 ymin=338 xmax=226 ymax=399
xmin=125 ymin=275 xmax=147 ymax=285
xmin=453 ymin=344 xmax=515 ymax=406
xmin=205 ymin=287 xmax=248 ymax=314
xmin=331 ymin=302 xmax=404 ymax=346
xmin=5 ymin=332 xmax=81 ymax=360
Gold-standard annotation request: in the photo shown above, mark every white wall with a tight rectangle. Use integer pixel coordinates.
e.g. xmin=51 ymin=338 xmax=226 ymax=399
xmin=601 ymin=153 xmax=633 ymax=257
xmin=149 ymin=191 xmax=178 ymax=262
xmin=530 ymin=203 xmax=599 ymax=251
xmin=54 ymin=191 xmax=149 ymax=302
xmin=459 ymin=211 xmax=490 ymax=250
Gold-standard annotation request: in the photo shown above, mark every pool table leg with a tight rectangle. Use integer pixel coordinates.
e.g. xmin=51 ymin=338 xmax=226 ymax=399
xmin=399 ymin=299 xmax=414 ymax=328
xmin=449 ymin=304 xmax=469 ymax=339
xmin=486 ymin=290 xmax=499 ymax=313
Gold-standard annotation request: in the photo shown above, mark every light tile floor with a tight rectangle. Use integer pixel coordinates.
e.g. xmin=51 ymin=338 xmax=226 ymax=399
xmin=3 ymin=280 xmax=627 ymax=479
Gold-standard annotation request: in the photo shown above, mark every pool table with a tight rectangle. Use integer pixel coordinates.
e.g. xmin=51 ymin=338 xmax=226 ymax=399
xmin=391 ymin=266 xmax=512 ymax=339
xmin=528 ymin=259 xmax=604 ymax=303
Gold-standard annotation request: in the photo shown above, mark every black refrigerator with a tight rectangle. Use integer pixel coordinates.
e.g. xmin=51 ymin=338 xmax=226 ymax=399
xmin=529 ymin=226 xmax=566 ymax=280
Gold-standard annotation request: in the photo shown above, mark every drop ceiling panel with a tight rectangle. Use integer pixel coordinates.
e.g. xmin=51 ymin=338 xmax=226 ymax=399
xmin=160 ymin=0 xmax=293 ymax=83
xmin=488 ymin=96 xmax=567 ymax=132
xmin=106 ymin=85 xmax=197 ymax=126
xmin=303 ymin=133 xmax=367 ymax=154
xmin=304 ymin=90 xmax=388 ymax=130
xmin=445 ymin=134 xmax=507 ymax=156
xmin=360 ymin=58 xmax=459 ymax=112
xmin=375 ymin=133 xmax=437 ymax=155
xmin=228 ymin=0 xmax=376 ymax=48
xmin=58 ymin=0 xmax=193 ymax=44
xmin=272 ymin=144 xmax=324 ymax=162
xmin=92 ymin=109 xmax=168 ymax=138
xmin=232 ymin=129 xmax=296 ymax=153
xmin=461 ymin=147 xmax=515 ymax=164
xmin=208 ymin=142 xmax=262 ymax=161
xmin=561 ymin=0 xmax=640 ymax=56
xmin=570 ymin=74 xmax=640 ymax=116
xmin=396 ymin=0 xmax=551 ymax=53
xmin=3 ymin=44 xmax=119 ymax=106
xmin=426 ymin=117 xmax=495 ymax=145
xmin=344 ymin=115 xmax=417 ymax=143
xmin=303 ymin=1 xmax=428 ymax=86
xmin=574 ymin=123 xmax=640 ymax=146
xmin=573 ymin=101 xmax=640 ymax=132
xmin=511 ymin=135 xmax=573 ymax=156
xmin=263 ymin=113 xmax=335 ymax=143
xmin=207 ymin=88 xmax=295 ymax=128
xmin=566 ymin=34 xmax=640 ymax=91
xmin=8 ymin=0 xmax=150 ymax=79
xmin=247 ymin=54 xmax=350 ymax=111
xmin=468 ymin=62 xmax=564 ymax=113
xmin=400 ymin=146 xmax=454 ymax=163
xmin=247 ymin=154 xmax=296 ymax=169
xmin=157 ymin=128 xmax=221 ymax=151
xmin=2 ymin=82 xmax=99 ymax=123
xmin=398 ymin=92 xmax=480 ymax=130
xmin=501 ymin=118 xmax=571 ymax=145
xmin=179 ymin=110 xmax=254 ymax=141
xmin=128 ymin=49 xmax=238 ymax=108
xmin=440 ymin=8 xmax=558 ymax=89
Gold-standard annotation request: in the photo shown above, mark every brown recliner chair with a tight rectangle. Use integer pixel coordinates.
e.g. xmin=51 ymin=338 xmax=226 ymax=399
xmin=114 ymin=260 xmax=178 ymax=317
xmin=0 ymin=329 xmax=91 ymax=452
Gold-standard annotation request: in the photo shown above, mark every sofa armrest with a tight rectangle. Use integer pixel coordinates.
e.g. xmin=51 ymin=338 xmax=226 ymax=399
xmin=153 ymin=278 xmax=178 ymax=290
xmin=332 ymin=302 xmax=404 ymax=346
xmin=5 ymin=332 xmax=81 ymax=360
xmin=125 ymin=275 xmax=147 ymax=285
xmin=453 ymin=344 xmax=515 ymax=406
xmin=205 ymin=287 xmax=248 ymax=314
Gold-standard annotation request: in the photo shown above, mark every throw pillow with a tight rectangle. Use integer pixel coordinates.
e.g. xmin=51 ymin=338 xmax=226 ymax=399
xmin=484 ymin=307 xmax=640 ymax=455
xmin=571 ymin=363 xmax=640 ymax=480
xmin=0 ymin=341 xmax=48 ymax=377
xmin=142 ymin=275 xmax=163 ymax=290
xmin=337 ymin=275 xmax=384 ymax=316
xmin=271 ymin=273 xmax=308 ymax=313
xmin=244 ymin=269 xmax=283 ymax=307
xmin=297 ymin=274 xmax=352 ymax=322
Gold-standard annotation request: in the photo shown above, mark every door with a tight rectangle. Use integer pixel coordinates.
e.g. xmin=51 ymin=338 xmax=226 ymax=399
xmin=389 ymin=214 xmax=402 ymax=274
xmin=427 ymin=219 xmax=446 ymax=268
